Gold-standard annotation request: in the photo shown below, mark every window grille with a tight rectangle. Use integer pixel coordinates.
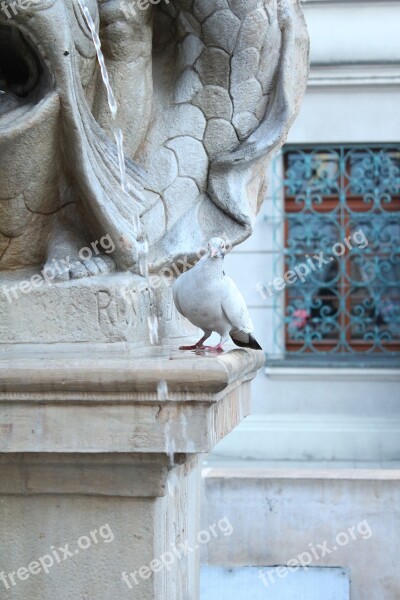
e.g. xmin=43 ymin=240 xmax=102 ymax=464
xmin=271 ymin=145 xmax=400 ymax=355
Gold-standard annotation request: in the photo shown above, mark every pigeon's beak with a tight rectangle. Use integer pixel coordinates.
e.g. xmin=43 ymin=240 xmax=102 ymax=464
xmin=210 ymin=248 xmax=225 ymax=258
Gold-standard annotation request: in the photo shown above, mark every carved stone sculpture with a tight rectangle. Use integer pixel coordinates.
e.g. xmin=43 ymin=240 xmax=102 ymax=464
xmin=0 ymin=0 xmax=309 ymax=281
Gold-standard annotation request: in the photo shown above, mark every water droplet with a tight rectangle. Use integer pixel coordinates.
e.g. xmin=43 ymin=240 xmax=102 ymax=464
xmin=164 ymin=421 xmax=176 ymax=467
xmin=113 ymin=127 xmax=127 ymax=195
xmin=147 ymin=314 xmax=159 ymax=346
xmin=131 ymin=207 xmax=141 ymax=236
xmin=181 ymin=413 xmax=196 ymax=453
xmin=157 ymin=379 xmax=168 ymax=401
xmin=138 ymin=239 xmax=149 ymax=278
xmin=167 ymin=471 xmax=179 ymax=497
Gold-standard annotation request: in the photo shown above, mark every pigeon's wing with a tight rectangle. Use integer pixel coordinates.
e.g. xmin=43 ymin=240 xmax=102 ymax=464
xmin=172 ymin=278 xmax=185 ymax=318
xmin=221 ymin=277 xmax=254 ymax=334
xmin=221 ymin=276 xmax=263 ymax=349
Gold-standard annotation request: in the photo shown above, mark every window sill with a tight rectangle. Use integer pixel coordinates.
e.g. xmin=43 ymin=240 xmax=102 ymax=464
xmin=264 ymin=354 xmax=400 ymax=380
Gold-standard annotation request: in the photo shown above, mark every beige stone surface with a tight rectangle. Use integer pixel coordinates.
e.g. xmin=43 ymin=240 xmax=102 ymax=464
xmin=0 ymin=347 xmax=262 ymax=600
xmin=201 ymin=467 xmax=400 ymax=600
xmin=0 ymin=463 xmax=201 ymax=600
xmin=1 ymin=272 xmax=152 ymax=344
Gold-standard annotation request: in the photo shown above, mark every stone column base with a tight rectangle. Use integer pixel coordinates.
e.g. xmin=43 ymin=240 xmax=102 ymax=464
xmin=0 ymin=344 xmax=263 ymax=600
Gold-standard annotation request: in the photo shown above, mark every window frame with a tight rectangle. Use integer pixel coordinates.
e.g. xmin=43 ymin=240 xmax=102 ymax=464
xmin=278 ymin=144 xmax=400 ymax=356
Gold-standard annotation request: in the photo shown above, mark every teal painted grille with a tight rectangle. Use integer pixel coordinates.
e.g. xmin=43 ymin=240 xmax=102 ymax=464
xmin=271 ymin=145 xmax=400 ymax=354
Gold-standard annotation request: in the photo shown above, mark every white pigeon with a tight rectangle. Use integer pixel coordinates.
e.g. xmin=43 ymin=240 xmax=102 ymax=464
xmin=173 ymin=237 xmax=262 ymax=352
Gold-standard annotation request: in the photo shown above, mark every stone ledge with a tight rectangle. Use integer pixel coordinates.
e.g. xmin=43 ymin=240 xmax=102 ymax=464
xmin=0 ymin=453 xmax=199 ymax=497
xmin=0 ymin=344 xmax=263 ymax=396
xmin=202 ymin=466 xmax=400 ymax=481
xmin=0 ymin=346 xmax=263 ymax=454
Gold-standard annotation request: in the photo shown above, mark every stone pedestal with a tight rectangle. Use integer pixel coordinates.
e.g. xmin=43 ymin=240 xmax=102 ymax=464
xmin=0 ymin=344 xmax=263 ymax=600
xmin=0 ymin=272 xmax=196 ymax=345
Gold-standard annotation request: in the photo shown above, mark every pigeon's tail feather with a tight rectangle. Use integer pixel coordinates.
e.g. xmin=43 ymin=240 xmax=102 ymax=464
xmin=230 ymin=332 xmax=262 ymax=351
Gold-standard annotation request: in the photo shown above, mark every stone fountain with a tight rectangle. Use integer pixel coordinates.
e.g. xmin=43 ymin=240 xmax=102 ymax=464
xmin=0 ymin=0 xmax=308 ymax=597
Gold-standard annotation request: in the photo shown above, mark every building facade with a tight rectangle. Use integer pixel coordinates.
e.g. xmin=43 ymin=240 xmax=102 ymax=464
xmin=202 ymin=2 xmax=400 ymax=599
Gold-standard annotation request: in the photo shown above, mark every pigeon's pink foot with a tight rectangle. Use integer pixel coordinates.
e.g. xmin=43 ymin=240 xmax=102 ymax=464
xmin=179 ymin=344 xmax=199 ymax=351
xmin=201 ymin=344 xmax=224 ymax=353
xmin=179 ymin=334 xmax=211 ymax=351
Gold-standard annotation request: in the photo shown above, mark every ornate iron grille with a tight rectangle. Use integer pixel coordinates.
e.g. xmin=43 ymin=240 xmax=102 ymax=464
xmin=271 ymin=145 xmax=400 ymax=355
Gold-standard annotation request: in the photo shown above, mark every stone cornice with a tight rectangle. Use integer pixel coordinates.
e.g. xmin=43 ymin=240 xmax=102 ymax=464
xmin=264 ymin=366 xmax=400 ymax=381
xmin=308 ymin=63 xmax=400 ymax=87
xmin=0 ymin=344 xmax=263 ymax=397
xmin=0 ymin=345 xmax=263 ymax=455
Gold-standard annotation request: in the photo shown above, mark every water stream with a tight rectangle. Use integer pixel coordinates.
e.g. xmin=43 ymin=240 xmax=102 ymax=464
xmin=77 ymin=0 xmax=118 ymax=118
xmin=79 ymin=1 xmax=169 ymax=496
xmin=77 ymin=0 xmax=160 ymax=348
